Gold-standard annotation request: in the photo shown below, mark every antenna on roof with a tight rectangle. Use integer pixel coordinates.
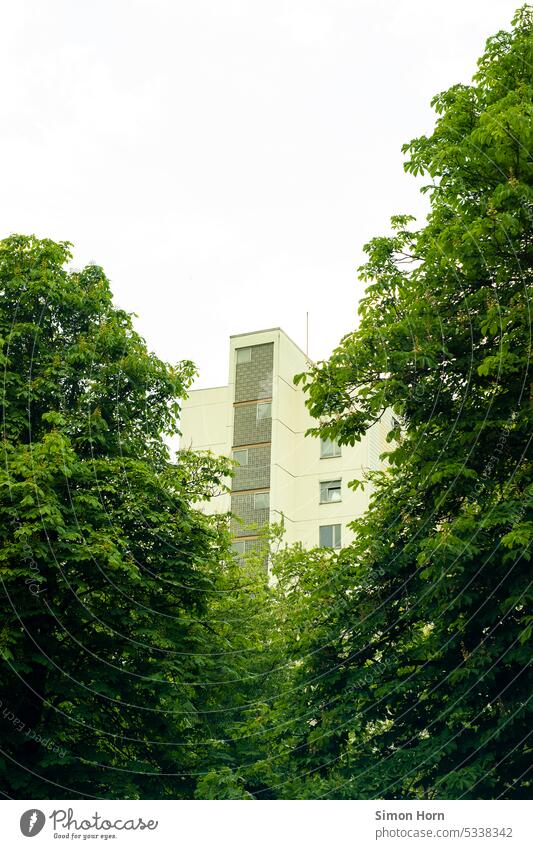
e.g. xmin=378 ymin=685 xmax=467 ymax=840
xmin=306 ymin=311 xmax=309 ymax=358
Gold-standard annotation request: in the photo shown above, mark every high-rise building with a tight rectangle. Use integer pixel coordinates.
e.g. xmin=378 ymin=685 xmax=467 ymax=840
xmin=179 ymin=328 xmax=391 ymax=552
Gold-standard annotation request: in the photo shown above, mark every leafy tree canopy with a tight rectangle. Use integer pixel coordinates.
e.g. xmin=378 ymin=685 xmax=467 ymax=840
xmin=1 ymin=5 xmax=531 ymax=803
xmin=271 ymin=5 xmax=533 ymax=799
xmin=0 ymin=234 xmax=238 ymax=798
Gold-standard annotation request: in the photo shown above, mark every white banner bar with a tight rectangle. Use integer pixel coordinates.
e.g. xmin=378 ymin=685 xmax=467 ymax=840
xmin=1 ymin=800 xmax=530 ymax=848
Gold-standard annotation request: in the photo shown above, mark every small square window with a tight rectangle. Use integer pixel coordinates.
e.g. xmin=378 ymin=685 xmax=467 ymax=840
xmin=320 ymin=437 xmax=341 ymax=458
xmin=254 ymin=492 xmax=269 ymax=510
xmin=231 ymin=540 xmax=246 ymax=555
xmin=256 ymin=402 xmax=271 ymax=421
xmin=233 ymin=449 xmax=248 ymax=466
xmin=320 ymin=479 xmax=342 ymax=503
xmin=319 ymin=524 xmax=341 ymax=549
xmin=236 ymin=347 xmax=252 ymax=364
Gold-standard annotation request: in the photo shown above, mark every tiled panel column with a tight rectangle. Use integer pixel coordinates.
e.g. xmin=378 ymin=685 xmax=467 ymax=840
xmin=232 ymin=343 xmax=273 ymax=542
xmin=232 ymin=444 xmax=271 ymax=491
xmin=230 ymin=492 xmax=270 ymax=536
xmin=233 ymin=403 xmax=272 ymax=446
xmin=235 ymin=343 xmax=273 ymax=402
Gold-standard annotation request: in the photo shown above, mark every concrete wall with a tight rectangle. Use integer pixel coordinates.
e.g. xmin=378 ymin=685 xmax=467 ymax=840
xmin=178 ymin=384 xmax=232 ymax=515
xmin=179 ymin=328 xmax=392 ymax=550
xmin=269 ymin=329 xmax=385 ymax=548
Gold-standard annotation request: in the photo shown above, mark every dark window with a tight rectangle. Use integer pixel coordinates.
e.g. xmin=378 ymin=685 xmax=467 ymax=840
xmin=320 ymin=437 xmax=341 ymax=458
xmin=320 ymin=479 xmax=342 ymax=503
xmin=254 ymin=492 xmax=269 ymax=510
xmin=319 ymin=524 xmax=341 ymax=548
xmin=233 ymin=449 xmax=248 ymax=466
xmin=257 ymin=401 xmax=271 ymax=421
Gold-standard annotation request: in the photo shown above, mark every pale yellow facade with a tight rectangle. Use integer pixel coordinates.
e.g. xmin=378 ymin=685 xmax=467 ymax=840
xmin=179 ymin=328 xmax=391 ymax=550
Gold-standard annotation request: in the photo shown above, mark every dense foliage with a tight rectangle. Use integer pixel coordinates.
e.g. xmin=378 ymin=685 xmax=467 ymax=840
xmin=0 ymin=6 xmax=531 ymax=801
xmin=0 ymin=234 xmax=246 ymax=798
xmin=259 ymin=5 xmax=532 ymax=799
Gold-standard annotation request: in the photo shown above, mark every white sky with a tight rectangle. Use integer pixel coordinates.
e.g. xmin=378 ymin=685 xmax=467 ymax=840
xmin=1 ymin=0 xmax=520 ymax=387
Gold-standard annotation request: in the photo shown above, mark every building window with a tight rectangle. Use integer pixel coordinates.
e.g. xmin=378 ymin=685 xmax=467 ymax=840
xmin=320 ymin=479 xmax=341 ymax=503
xmin=256 ymin=401 xmax=271 ymax=421
xmin=320 ymin=437 xmax=341 ymax=458
xmin=233 ymin=448 xmax=248 ymax=466
xmin=231 ymin=540 xmax=246 ymax=554
xmin=236 ymin=347 xmax=251 ymax=364
xmin=254 ymin=491 xmax=269 ymax=510
xmin=319 ymin=524 xmax=341 ymax=549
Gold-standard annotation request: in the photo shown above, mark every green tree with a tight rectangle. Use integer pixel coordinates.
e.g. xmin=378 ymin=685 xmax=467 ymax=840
xmin=0 ymin=234 xmax=234 ymax=798
xmin=271 ymin=6 xmax=532 ymax=799
xmin=194 ymin=526 xmax=291 ymax=800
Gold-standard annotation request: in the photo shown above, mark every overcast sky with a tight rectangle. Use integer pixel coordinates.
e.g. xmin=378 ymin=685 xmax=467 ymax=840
xmin=1 ymin=0 xmax=521 ymax=387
